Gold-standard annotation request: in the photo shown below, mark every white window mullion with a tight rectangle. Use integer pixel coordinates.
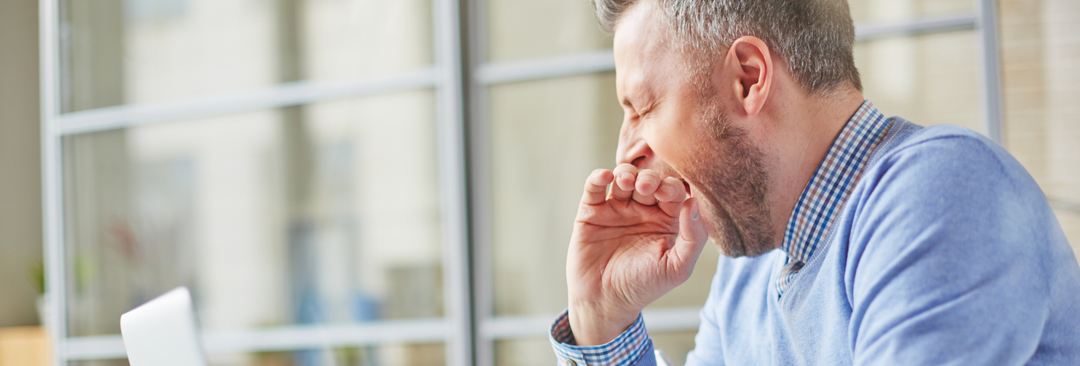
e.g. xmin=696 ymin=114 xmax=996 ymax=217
xmin=40 ymin=1 xmax=68 ymax=365
xmin=976 ymin=0 xmax=1005 ymax=144
xmin=434 ymin=0 xmax=475 ymax=365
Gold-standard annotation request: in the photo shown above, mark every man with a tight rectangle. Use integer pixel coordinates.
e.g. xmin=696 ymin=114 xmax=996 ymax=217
xmin=548 ymin=0 xmax=1080 ymax=365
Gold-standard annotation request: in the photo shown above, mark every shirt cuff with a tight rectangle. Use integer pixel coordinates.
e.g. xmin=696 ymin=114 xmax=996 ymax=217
xmin=548 ymin=309 xmax=655 ymax=366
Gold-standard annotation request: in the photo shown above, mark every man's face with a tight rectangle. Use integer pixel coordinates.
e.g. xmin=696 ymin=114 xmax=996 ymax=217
xmin=613 ymin=3 xmax=776 ymax=257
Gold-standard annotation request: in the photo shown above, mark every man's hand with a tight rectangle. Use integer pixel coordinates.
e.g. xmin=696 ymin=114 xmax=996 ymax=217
xmin=567 ymin=163 xmax=709 ymax=345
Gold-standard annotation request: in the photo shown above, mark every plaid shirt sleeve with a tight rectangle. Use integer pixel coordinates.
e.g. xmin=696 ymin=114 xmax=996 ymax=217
xmin=548 ymin=309 xmax=656 ymax=366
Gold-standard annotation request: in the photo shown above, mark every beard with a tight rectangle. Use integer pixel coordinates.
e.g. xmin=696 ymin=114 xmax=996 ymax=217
xmin=680 ymin=93 xmax=776 ymax=258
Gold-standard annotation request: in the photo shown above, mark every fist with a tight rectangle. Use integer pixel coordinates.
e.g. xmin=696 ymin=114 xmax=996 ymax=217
xmin=566 ymin=163 xmax=708 ymax=345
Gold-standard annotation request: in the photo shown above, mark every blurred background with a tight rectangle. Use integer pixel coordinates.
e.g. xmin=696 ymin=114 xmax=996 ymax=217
xmin=0 ymin=0 xmax=1076 ymax=365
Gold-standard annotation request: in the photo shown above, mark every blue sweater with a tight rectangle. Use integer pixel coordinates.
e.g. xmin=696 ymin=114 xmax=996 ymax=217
xmin=677 ymin=120 xmax=1080 ymax=365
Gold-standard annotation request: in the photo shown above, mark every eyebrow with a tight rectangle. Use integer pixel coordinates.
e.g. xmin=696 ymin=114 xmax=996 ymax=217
xmin=621 ymin=93 xmax=659 ymax=115
xmin=620 ymin=80 xmax=659 ymax=113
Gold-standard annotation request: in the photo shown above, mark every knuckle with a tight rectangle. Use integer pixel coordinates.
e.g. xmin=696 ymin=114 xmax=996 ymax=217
xmin=636 ymin=170 xmax=654 ymax=182
xmin=661 ymin=184 xmax=676 ymax=198
xmin=637 ymin=176 xmax=659 ymax=191
xmin=632 ymin=192 xmax=656 ymax=204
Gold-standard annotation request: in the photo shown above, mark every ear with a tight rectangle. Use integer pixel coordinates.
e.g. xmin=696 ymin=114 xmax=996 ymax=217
xmin=719 ymin=36 xmax=773 ymax=116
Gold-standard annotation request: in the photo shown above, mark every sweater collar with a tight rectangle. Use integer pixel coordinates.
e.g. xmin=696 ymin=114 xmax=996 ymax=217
xmin=781 ymin=100 xmax=891 ymax=266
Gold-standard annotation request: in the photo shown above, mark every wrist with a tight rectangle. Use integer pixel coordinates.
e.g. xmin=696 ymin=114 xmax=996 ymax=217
xmin=567 ymin=302 xmax=641 ymax=346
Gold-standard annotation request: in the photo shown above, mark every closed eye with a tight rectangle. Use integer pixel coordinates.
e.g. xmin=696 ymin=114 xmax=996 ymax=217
xmin=637 ymin=100 xmax=659 ymax=119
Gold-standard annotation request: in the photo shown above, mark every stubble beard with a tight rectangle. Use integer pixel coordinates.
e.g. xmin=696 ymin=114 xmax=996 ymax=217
xmin=682 ymin=95 xmax=777 ymax=258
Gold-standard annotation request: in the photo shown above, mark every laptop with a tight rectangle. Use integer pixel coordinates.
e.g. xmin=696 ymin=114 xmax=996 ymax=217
xmin=120 ymin=287 xmax=209 ymax=366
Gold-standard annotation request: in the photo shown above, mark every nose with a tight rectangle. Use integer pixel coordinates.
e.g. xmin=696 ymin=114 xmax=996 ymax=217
xmin=616 ymin=119 xmax=654 ymax=168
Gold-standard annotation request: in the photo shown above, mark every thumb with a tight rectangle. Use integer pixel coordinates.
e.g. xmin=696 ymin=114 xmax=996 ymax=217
xmin=672 ymin=197 xmax=708 ymax=268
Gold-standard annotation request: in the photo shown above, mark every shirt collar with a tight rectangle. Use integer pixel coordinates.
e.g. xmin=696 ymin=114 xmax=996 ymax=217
xmin=780 ymin=100 xmax=891 ymax=264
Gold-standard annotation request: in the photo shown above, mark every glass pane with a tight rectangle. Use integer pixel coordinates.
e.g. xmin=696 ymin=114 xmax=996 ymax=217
xmin=67 ymin=343 xmax=446 ymax=366
xmin=206 ymin=344 xmax=446 ymax=366
xmin=61 ymin=0 xmax=277 ymax=112
xmin=999 ymin=0 xmax=1080 ymax=259
xmin=853 ymin=30 xmax=983 ymax=133
xmin=62 ymin=90 xmax=442 ymax=337
xmin=494 ymin=337 xmax=555 ymax=366
xmin=849 ymin=0 xmax=974 ymax=24
xmin=495 ymin=331 xmax=695 ymax=366
xmin=485 ymin=0 xmax=612 ymax=62
xmin=487 ymin=72 xmax=719 ymax=317
xmin=650 ymin=330 xmax=698 ymax=366
xmin=60 ymin=0 xmax=433 ymax=112
xmin=302 ymin=0 xmax=433 ymax=81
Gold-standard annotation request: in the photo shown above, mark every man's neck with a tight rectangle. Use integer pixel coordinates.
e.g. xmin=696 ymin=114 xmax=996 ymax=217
xmin=765 ymin=87 xmax=866 ymax=248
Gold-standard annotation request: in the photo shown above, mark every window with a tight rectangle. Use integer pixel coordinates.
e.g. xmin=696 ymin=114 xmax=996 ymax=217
xmin=998 ymin=0 xmax=1080 ymax=258
xmin=45 ymin=0 xmax=461 ymax=365
xmin=39 ymin=0 xmax=1079 ymax=365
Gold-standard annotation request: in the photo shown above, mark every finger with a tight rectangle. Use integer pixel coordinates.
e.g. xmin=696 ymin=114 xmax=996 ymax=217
xmin=582 ymin=169 xmax=614 ymax=205
xmin=671 ymin=197 xmax=708 ymax=272
xmin=610 ymin=164 xmax=638 ymax=201
xmin=632 ymin=169 xmax=662 ymax=205
xmin=656 ymin=177 xmax=688 ymax=216
xmin=631 ymin=190 xmax=657 ymax=206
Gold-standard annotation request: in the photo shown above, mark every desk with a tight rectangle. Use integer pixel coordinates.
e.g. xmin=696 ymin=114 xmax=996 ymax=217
xmin=0 ymin=327 xmax=50 ymax=366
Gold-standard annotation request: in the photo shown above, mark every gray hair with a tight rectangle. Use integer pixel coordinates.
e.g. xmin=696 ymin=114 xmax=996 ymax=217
xmin=593 ymin=0 xmax=862 ymax=94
